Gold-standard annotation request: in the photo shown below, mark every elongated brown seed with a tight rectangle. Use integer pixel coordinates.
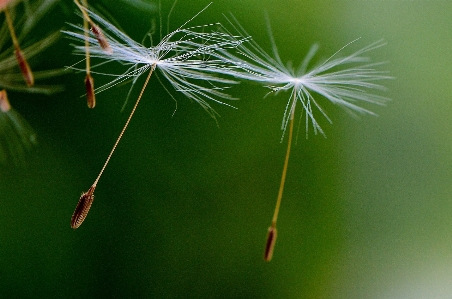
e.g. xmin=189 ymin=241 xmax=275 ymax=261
xmin=91 ymin=24 xmax=112 ymax=54
xmin=14 ymin=46 xmax=34 ymax=87
xmin=264 ymin=226 xmax=277 ymax=262
xmin=0 ymin=90 xmax=11 ymax=112
xmin=85 ymin=74 xmax=96 ymax=108
xmin=71 ymin=185 xmax=96 ymax=229
xmin=4 ymin=7 xmax=34 ymax=86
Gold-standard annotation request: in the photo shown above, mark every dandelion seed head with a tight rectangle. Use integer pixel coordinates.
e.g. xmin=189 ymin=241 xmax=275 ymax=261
xmin=224 ymin=17 xmax=391 ymax=136
xmin=64 ymin=6 xmax=249 ymax=117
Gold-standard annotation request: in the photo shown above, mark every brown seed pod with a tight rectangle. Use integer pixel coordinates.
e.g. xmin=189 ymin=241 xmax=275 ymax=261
xmin=91 ymin=24 xmax=112 ymax=54
xmin=264 ymin=226 xmax=277 ymax=262
xmin=71 ymin=185 xmax=96 ymax=229
xmin=14 ymin=46 xmax=34 ymax=87
xmin=85 ymin=74 xmax=95 ymax=108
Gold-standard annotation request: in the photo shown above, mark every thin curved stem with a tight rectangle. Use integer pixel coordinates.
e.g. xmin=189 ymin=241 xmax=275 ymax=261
xmin=272 ymin=100 xmax=296 ymax=227
xmin=93 ymin=64 xmax=156 ymax=187
xmin=264 ymin=93 xmax=296 ymax=261
xmin=75 ymin=0 xmax=91 ymax=74
xmin=4 ymin=7 xmax=19 ymax=49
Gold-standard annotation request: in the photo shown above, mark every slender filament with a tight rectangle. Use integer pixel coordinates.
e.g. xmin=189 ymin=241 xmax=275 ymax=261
xmin=92 ymin=65 xmax=156 ymax=187
xmin=265 ymin=96 xmax=296 ymax=261
xmin=74 ymin=0 xmax=91 ymax=75
xmin=4 ymin=7 xmax=20 ymax=49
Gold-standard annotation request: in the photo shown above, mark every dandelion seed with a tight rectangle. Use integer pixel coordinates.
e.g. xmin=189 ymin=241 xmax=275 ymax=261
xmin=0 ymin=31 xmax=62 ymax=94
xmin=71 ymin=185 xmax=96 ymax=229
xmin=90 ymin=23 xmax=112 ymax=54
xmin=85 ymin=73 xmax=95 ymax=108
xmin=13 ymin=46 xmax=34 ymax=86
xmin=73 ymin=0 xmax=112 ymax=55
xmin=222 ymin=16 xmax=391 ymax=260
xmin=3 ymin=6 xmax=34 ymax=86
xmin=65 ymin=4 xmax=248 ymax=228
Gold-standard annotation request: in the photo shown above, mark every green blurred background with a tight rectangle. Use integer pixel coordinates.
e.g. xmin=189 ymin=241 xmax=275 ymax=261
xmin=1 ymin=0 xmax=451 ymax=298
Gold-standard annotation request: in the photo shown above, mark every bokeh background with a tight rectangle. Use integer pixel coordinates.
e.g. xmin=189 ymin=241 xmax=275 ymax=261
xmin=1 ymin=0 xmax=451 ymax=298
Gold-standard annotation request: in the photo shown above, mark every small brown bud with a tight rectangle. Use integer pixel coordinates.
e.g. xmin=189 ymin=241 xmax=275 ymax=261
xmin=0 ymin=90 xmax=11 ymax=112
xmin=85 ymin=74 xmax=96 ymax=108
xmin=71 ymin=185 xmax=96 ymax=229
xmin=264 ymin=226 xmax=277 ymax=262
xmin=91 ymin=24 xmax=112 ymax=54
xmin=14 ymin=46 xmax=34 ymax=87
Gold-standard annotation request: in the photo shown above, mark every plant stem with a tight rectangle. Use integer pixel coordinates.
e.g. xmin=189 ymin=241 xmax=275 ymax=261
xmin=92 ymin=65 xmax=156 ymax=187
xmin=265 ymin=95 xmax=296 ymax=261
